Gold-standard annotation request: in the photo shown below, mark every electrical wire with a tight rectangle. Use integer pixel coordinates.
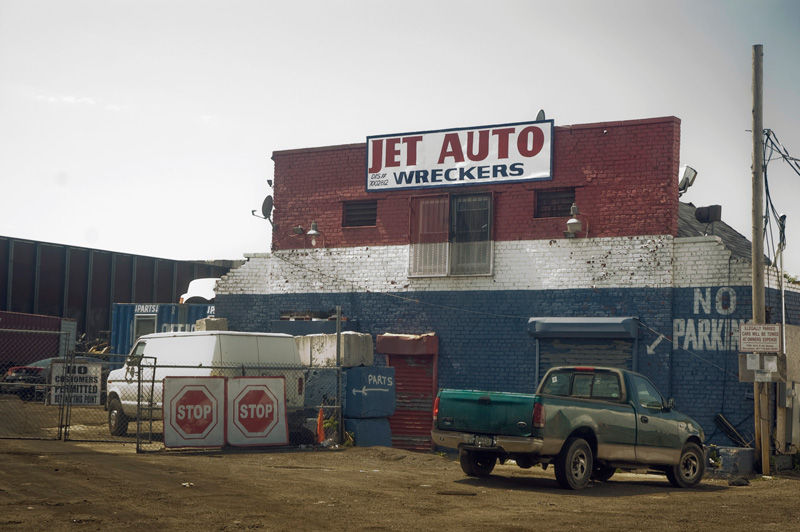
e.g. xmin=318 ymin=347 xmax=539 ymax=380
xmin=270 ymin=248 xmax=745 ymax=381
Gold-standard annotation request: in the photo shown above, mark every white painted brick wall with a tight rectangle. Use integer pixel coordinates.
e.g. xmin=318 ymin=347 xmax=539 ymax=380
xmin=218 ymin=235 xmax=799 ymax=296
xmin=218 ymin=235 xmax=675 ymax=295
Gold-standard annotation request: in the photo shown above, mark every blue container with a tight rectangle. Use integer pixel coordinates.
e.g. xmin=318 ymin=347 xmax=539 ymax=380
xmin=344 ymin=366 xmax=396 ymax=418
xmin=109 ymin=303 xmax=216 ymax=363
xmin=345 ymin=418 xmax=392 ymax=447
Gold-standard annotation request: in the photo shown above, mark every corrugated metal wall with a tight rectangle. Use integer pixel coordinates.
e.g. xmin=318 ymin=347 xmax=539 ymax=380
xmin=378 ymin=333 xmax=439 ymax=452
xmin=0 ymin=236 xmax=234 ymax=339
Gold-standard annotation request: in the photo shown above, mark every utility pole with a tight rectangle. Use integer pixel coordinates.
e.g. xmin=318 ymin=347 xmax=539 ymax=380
xmin=751 ymin=43 xmax=770 ymax=474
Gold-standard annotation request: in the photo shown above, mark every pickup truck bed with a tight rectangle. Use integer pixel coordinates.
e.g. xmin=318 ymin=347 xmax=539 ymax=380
xmin=432 ymin=366 xmax=705 ymax=490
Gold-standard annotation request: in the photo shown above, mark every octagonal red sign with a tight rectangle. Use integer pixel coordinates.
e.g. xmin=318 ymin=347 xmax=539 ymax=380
xmin=170 ymin=385 xmax=219 ymax=439
xmin=233 ymin=385 xmax=279 ymax=438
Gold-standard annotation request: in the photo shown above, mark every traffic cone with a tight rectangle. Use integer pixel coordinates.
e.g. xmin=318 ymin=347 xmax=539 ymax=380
xmin=316 ymin=408 xmax=325 ymax=443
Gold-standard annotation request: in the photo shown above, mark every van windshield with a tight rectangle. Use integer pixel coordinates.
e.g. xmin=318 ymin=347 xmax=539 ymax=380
xmin=127 ymin=342 xmax=147 ymax=366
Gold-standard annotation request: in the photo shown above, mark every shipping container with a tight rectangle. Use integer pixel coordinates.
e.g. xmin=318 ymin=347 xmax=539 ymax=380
xmin=109 ymin=303 xmax=216 ymax=364
xmin=0 ymin=311 xmax=77 ymax=373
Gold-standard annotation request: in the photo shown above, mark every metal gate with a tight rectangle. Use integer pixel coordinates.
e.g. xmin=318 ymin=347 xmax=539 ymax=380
xmin=1 ymin=327 xmax=343 ymax=451
xmin=0 ymin=328 xmax=113 ymax=442
xmin=377 ymin=333 xmax=438 ymax=452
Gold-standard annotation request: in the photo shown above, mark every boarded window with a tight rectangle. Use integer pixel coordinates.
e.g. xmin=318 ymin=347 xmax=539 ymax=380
xmin=535 ymin=189 xmax=575 ymax=218
xmin=343 ymin=200 xmax=377 ymax=227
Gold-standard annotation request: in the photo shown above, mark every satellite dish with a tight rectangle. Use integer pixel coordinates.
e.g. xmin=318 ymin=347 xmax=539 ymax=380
xmin=261 ymin=195 xmax=274 ymax=219
xmin=536 ymin=109 xmax=546 ymax=121
xmin=252 ymin=195 xmax=275 ymax=228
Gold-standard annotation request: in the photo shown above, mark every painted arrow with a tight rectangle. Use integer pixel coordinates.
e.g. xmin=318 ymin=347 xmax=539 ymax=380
xmin=352 ymin=386 xmax=390 ymax=396
xmin=647 ymin=334 xmax=665 ymax=355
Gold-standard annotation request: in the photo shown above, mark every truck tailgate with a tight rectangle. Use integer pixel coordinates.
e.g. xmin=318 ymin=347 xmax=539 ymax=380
xmin=437 ymin=389 xmax=535 ymax=437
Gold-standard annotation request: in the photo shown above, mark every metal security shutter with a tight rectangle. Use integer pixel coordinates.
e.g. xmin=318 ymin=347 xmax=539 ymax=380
xmin=386 ymin=355 xmax=436 ymax=451
xmin=527 ymin=317 xmax=639 ymax=387
xmin=538 ymin=337 xmax=634 ymax=383
xmin=377 ymin=333 xmax=439 ymax=452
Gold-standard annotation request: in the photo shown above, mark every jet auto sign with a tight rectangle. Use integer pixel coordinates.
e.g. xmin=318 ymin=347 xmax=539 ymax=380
xmin=366 ymin=120 xmax=553 ymax=192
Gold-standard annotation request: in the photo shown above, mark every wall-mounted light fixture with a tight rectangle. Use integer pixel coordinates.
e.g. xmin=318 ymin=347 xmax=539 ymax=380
xmin=678 ymin=165 xmax=698 ymax=197
xmin=564 ymin=203 xmax=587 ymax=239
xmin=306 ymin=221 xmax=325 ymax=247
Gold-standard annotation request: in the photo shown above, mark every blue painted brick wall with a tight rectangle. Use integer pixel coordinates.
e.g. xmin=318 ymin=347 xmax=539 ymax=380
xmin=218 ymin=284 xmax=795 ymax=447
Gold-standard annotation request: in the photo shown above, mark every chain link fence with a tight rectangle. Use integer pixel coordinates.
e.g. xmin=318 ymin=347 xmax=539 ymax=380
xmin=114 ymin=361 xmax=342 ymax=452
xmin=1 ymin=327 xmax=342 ymax=452
xmin=0 ymin=328 xmax=109 ymax=440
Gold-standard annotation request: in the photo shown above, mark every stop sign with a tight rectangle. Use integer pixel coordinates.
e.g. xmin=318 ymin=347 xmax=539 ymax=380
xmin=233 ymin=385 xmax=279 ymax=438
xmin=170 ymin=385 xmax=219 ymax=439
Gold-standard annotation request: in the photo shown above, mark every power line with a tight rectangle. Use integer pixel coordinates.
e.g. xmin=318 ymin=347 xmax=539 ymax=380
xmin=270 ymin=248 xmax=744 ymax=378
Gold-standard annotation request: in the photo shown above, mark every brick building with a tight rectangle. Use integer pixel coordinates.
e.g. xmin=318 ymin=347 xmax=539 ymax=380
xmin=216 ymin=116 xmax=799 ymax=447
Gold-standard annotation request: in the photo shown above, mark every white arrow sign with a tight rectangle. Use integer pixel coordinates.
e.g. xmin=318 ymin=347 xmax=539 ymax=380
xmin=647 ymin=335 xmax=665 ymax=355
xmin=352 ymin=386 xmax=390 ymax=396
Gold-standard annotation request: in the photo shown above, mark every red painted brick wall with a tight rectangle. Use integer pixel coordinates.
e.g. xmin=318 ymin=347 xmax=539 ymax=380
xmin=271 ymin=116 xmax=680 ymax=251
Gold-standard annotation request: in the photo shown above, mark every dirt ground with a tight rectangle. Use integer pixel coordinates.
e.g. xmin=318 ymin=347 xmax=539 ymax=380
xmin=1 ymin=438 xmax=799 ymax=532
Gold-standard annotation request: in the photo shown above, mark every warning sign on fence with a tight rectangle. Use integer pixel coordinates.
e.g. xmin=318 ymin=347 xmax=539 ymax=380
xmin=50 ymin=362 xmax=102 ymax=406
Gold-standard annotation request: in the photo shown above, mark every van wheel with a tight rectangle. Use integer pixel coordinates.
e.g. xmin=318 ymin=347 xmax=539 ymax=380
xmin=554 ymin=437 xmax=593 ymax=490
xmin=108 ymin=398 xmax=129 ymax=436
xmin=459 ymin=449 xmax=496 ymax=477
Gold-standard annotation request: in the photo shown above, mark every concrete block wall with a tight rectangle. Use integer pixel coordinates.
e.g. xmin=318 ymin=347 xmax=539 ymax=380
xmin=294 ymin=332 xmax=374 ymax=367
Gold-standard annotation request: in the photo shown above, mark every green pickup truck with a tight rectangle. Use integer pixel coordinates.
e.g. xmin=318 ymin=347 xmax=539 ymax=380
xmin=431 ymin=366 xmax=705 ymax=490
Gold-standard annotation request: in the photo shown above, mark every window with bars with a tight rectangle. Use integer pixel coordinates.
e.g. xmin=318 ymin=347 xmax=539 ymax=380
xmin=409 ymin=193 xmax=492 ymax=277
xmin=535 ymin=189 xmax=575 ymax=218
xmin=343 ymin=200 xmax=377 ymax=227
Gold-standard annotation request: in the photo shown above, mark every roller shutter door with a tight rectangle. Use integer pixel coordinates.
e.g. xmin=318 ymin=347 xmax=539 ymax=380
xmin=537 ymin=337 xmax=634 ymax=386
xmin=386 ymin=355 xmax=436 ymax=451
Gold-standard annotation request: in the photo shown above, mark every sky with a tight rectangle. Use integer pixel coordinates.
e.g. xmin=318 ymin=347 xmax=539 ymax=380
xmin=1 ymin=0 xmax=799 ymax=275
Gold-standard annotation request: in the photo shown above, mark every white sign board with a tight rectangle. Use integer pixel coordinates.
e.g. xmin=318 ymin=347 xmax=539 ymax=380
xmin=739 ymin=323 xmax=782 ymax=353
xmin=50 ymin=362 xmax=102 ymax=406
xmin=163 ymin=377 xmax=226 ymax=448
xmin=226 ymin=377 xmax=288 ymax=447
xmin=366 ymin=120 xmax=553 ymax=191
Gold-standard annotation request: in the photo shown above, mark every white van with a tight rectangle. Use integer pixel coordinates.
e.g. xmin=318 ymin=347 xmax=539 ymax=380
xmin=106 ymin=331 xmax=307 ymax=439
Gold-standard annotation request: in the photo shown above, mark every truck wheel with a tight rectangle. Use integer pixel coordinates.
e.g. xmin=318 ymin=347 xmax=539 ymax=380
xmin=554 ymin=437 xmax=593 ymax=490
xmin=665 ymin=443 xmax=704 ymax=488
xmin=514 ymin=455 xmax=535 ymax=469
xmin=591 ymin=466 xmax=616 ymax=482
xmin=108 ymin=398 xmax=129 ymax=436
xmin=459 ymin=449 xmax=496 ymax=477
